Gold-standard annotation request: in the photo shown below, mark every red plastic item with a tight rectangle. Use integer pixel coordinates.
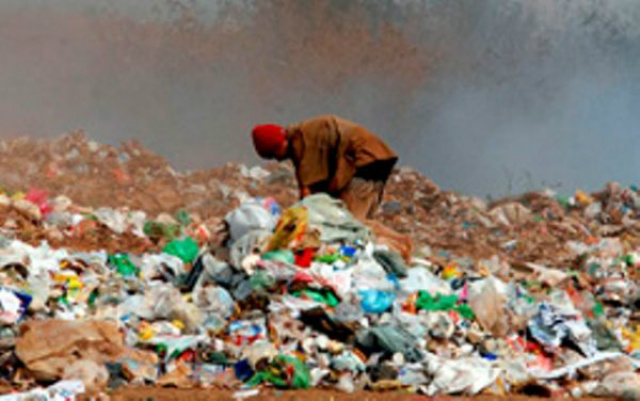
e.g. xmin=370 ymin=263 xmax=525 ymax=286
xmin=177 ymin=349 xmax=196 ymax=363
xmin=295 ymin=248 xmax=314 ymax=268
xmin=25 ymin=188 xmax=52 ymax=216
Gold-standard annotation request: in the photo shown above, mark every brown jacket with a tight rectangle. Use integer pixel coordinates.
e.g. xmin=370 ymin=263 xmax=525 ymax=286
xmin=286 ymin=115 xmax=397 ymax=193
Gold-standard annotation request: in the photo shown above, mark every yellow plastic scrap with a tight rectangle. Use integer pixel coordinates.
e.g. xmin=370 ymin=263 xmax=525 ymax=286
xmin=60 ymin=276 xmax=84 ymax=302
xmin=575 ymin=190 xmax=594 ymax=207
xmin=138 ymin=322 xmax=155 ymax=341
xmin=267 ymin=206 xmax=308 ymax=251
xmin=622 ymin=325 xmax=640 ymax=352
xmin=171 ymin=319 xmax=186 ymax=331
xmin=53 ymin=272 xmax=77 ymax=284
xmin=442 ymin=264 xmax=462 ymax=280
xmin=67 ymin=277 xmax=83 ymax=291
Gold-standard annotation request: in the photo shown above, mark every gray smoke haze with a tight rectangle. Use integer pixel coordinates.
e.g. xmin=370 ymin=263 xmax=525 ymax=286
xmin=0 ymin=0 xmax=639 ymax=197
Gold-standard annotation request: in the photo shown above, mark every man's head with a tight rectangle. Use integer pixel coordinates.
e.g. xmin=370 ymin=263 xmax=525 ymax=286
xmin=251 ymin=124 xmax=289 ymax=161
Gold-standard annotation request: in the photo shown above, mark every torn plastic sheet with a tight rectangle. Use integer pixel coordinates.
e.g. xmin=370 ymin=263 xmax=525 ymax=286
xmin=424 ymin=354 xmax=501 ymax=396
xmin=297 ymin=194 xmax=370 ymax=243
xmin=528 ymin=302 xmax=597 ymax=356
xmin=0 ymin=287 xmax=31 ymax=324
xmin=398 ymin=267 xmax=451 ymax=297
xmin=530 ymin=351 xmax=640 ymax=380
xmin=356 ymin=324 xmax=423 ymax=362
xmin=0 ymin=380 xmax=85 ymax=401
xmin=144 ymin=335 xmax=209 ymax=362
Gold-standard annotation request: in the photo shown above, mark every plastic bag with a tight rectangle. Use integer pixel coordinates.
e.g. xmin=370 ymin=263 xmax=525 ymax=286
xmin=359 ymin=289 xmax=395 ymax=313
xmin=356 ymin=324 xmax=422 ymax=362
xmin=163 ymin=237 xmax=199 ymax=264
xmin=94 ymin=207 xmax=128 ymax=234
xmin=267 ymin=206 xmax=307 ymax=251
xmin=297 ymin=194 xmax=370 ymax=243
xmin=293 ymin=288 xmax=339 ymax=307
xmin=121 ymin=284 xmax=202 ymax=333
xmin=25 ymin=188 xmax=52 ymax=217
xmin=416 ymin=291 xmax=475 ymax=320
xmin=247 ymin=355 xmax=310 ymax=389
xmin=373 ymin=249 xmax=408 ymax=278
xmin=399 ymin=267 xmax=450 ymax=297
xmin=331 ymin=350 xmax=366 ymax=373
xmin=307 ymin=263 xmax=353 ymax=299
xmin=424 ymin=354 xmax=500 ymax=396
xmin=0 ymin=380 xmax=85 ymax=401
xmin=531 ymin=351 xmax=626 ymax=380
xmin=146 ymin=335 xmax=208 ymax=362
xmin=193 ymin=286 xmax=234 ymax=318
xmin=351 ymin=257 xmax=395 ymax=292
xmin=140 ymin=253 xmax=185 ymax=281
xmin=416 ymin=291 xmax=456 ymax=311
xmin=527 ymin=302 xmax=597 ymax=356
xmin=468 ymin=277 xmax=509 ymax=337
xmin=226 ymin=199 xmax=277 ymax=243
xmin=262 ymin=249 xmax=295 ymax=264
xmin=108 ymin=253 xmax=139 ymax=277
xmin=0 ymin=288 xmax=31 ymax=325
xmin=229 ymin=318 xmax=267 ymax=347
xmin=230 ymin=230 xmax=271 ymax=269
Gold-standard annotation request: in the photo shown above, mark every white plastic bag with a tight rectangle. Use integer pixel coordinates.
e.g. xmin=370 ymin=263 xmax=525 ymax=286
xmin=225 ymin=200 xmax=276 ymax=243
xmin=425 ymin=354 xmax=500 ymax=395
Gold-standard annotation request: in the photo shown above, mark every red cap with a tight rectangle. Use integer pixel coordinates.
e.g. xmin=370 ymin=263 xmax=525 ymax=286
xmin=251 ymin=124 xmax=286 ymax=158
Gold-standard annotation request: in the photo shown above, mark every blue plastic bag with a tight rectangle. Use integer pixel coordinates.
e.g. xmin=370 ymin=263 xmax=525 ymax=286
xmin=360 ymin=289 xmax=395 ymax=313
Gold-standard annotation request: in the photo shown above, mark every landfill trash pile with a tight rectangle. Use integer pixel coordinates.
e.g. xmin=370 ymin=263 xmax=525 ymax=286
xmin=0 ymin=133 xmax=637 ymax=400
xmin=3 ymin=133 xmax=639 ymax=269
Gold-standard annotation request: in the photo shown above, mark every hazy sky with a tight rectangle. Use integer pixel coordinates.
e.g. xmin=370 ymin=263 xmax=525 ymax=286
xmin=0 ymin=0 xmax=638 ymax=197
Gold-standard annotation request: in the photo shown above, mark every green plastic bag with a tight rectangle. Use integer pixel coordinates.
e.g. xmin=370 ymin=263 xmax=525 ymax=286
xmin=247 ymin=355 xmax=310 ymax=389
xmin=454 ymin=303 xmax=476 ymax=320
xmin=249 ymin=270 xmax=277 ymax=291
xmin=262 ymin=250 xmax=295 ymax=265
xmin=315 ymin=253 xmax=341 ymax=264
xmin=163 ymin=237 xmax=199 ymax=264
xmin=415 ymin=291 xmax=475 ymax=319
xmin=416 ymin=291 xmax=458 ymax=311
xmin=108 ymin=253 xmax=139 ymax=277
xmin=292 ymin=289 xmax=339 ymax=307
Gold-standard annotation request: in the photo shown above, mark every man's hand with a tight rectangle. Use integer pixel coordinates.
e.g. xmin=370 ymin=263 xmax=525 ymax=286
xmin=299 ymin=186 xmax=311 ymax=199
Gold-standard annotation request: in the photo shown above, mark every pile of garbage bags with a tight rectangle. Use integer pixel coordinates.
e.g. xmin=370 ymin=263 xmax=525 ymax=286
xmin=0 ymin=186 xmax=637 ymax=400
